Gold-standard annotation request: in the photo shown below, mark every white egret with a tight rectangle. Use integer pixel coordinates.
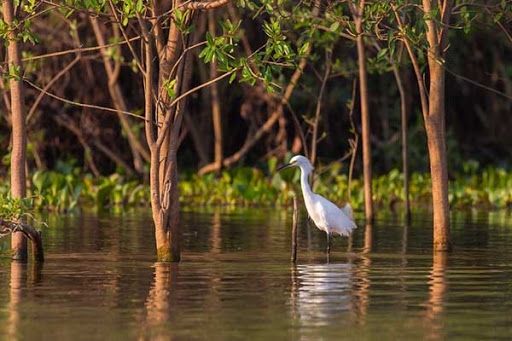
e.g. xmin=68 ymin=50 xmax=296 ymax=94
xmin=277 ymin=155 xmax=357 ymax=253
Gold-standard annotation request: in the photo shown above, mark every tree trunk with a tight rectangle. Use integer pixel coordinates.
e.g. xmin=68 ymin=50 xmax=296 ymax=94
xmin=423 ymin=0 xmax=453 ymax=252
xmin=4 ymin=0 xmax=28 ymax=261
xmin=394 ymin=0 xmax=452 ymax=251
xmin=391 ymin=62 xmax=411 ymax=220
xmin=353 ymin=0 xmax=374 ymax=222
xmin=208 ymin=11 xmax=223 ymax=171
xmin=425 ymin=67 xmax=451 ymax=252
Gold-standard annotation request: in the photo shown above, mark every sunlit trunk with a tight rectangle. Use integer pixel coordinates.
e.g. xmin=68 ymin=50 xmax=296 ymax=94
xmin=4 ymin=0 xmax=27 ymax=261
xmin=395 ymin=0 xmax=452 ymax=251
xmin=423 ymin=0 xmax=453 ymax=252
xmin=352 ymin=0 xmax=373 ymax=222
xmin=208 ymin=11 xmax=224 ymax=171
xmin=425 ymin=79 xmax=451 ymax=251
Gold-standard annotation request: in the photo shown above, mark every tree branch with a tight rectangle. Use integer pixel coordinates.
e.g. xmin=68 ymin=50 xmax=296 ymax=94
xmin=0 ymin=218 xmax=44 ymax=262
xmin=183 ymin=0 xmax=230 ymax=10
xmin=392 ymin=4 xmax=429 ymax=118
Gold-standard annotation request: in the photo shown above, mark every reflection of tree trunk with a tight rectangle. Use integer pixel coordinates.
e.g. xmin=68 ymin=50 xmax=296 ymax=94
xmin=290 ymin=265 xmax=299 ymax=322
xmin=210 ymin=210 xmax=222 ymax=254
xmin=4 ymin=0 xmax=28 ymax=261
xmin=351 ymin=223 xmax=373 ymax=324
xmin=424 ymin=252 xmax=447 ymax=340
xmin=140 ymin=263 xmax=179 ymax=341
xmin=353 ymin=253 xmax=371 ymax=325
xmin=9 ymin=262 xmax=26 ymax=340
xmin=401 ymin=223 xmax=408 ymax=256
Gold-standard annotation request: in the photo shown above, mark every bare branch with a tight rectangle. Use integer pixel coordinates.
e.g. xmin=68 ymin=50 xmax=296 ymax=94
xmin=183 ymin=0 xmax=230 ymax=10
xmin=27 ymin=55 xmax=81 ymax=123
xmin=0 ymin=218 xmax=44 ymax=262
xmin=391 ymin=3 xmax=429 ymax=118
xmin=23 ymin=78 xmax=154 ymax=123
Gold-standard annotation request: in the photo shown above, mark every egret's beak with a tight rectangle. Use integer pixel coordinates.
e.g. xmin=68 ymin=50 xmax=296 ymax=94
xmin=276 ymin=162 xmax=295 ymax=172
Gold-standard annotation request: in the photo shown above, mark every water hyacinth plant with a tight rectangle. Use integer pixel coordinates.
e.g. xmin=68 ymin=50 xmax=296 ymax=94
xmin=1 ymin=159 xmax=512 ymax=212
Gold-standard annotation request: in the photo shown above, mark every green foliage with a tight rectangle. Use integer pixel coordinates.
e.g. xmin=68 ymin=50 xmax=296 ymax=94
xmin=0 ymin=194 xmax=33 ymax=221
xmin=32 ymin=169 xmax=82 ymax=212
xmin=1 ymin=159 xmax=512 ymax=212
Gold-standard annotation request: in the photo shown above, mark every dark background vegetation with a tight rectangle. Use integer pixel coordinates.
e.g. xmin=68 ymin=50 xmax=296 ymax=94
xmin=0 ymin=1 xmax=511 ymax=179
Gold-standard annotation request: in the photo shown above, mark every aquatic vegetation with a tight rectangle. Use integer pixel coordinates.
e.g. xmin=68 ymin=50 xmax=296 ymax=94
xmin=0 ymin=160 xmax=511 ymax=212
xmin=0 ymin=194 xmax=34 ymax=221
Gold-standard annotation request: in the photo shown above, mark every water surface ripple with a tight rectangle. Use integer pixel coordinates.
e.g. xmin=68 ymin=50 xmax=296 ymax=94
xmin=0 ymin=208 xmax=511 ymax=340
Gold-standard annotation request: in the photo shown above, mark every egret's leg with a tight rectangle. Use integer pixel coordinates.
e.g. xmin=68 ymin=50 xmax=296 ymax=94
xmin=326 ymin=232 xmax=331 ymax=254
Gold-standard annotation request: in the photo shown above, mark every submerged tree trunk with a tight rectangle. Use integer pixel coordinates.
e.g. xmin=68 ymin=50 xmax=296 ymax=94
xmin=393 ymin=0 xmax=452 ymax=251
xmin=423 ymin=0 xmax=452 ymax=252
xmin=425 ymin=67 xmax=451 ymax=251
xmin=139 ymin=0 xmax=229 ymax=261
xmin=4 ymin=0 xmax=27 ymax=261
xmin=351 ymin=0 xmax=373 ymax=222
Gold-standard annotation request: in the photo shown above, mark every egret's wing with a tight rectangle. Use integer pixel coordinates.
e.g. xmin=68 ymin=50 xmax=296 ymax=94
xmin=342 ymin=203 xmax=354 ymax=221
xmin=315 ymin=195 xmax=357 ymax=237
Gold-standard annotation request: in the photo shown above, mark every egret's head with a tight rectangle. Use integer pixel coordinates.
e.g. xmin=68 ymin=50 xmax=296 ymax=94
xmin=276 ymin=155 xmax=314 ymax=174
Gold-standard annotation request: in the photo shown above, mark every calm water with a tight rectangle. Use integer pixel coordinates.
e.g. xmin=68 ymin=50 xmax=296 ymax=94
xmin=1 ymin=207 xmax=512 ymax=340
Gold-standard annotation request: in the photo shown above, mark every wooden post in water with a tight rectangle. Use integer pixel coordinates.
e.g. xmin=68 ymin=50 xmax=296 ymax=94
xmin=291 ymin=196 xmax=298 ymax=263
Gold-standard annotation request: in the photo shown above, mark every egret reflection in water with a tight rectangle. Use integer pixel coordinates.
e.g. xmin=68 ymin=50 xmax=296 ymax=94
xmin=1 ymin=209 xmax=512 ymax=340
xmin=290 ymin=259 xmax=371 ymax=329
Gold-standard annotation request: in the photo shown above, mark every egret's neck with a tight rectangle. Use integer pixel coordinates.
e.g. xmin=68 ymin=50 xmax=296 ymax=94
xmin=299 ymin=166 xmax=313 ymax=199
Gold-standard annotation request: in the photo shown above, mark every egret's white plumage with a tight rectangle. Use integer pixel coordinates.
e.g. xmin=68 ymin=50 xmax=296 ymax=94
xmin=278 ymin=155 xmax=357 ymax=252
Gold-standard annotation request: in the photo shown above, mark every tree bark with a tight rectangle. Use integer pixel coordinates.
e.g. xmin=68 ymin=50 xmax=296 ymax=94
xmin=142 ymin=1 xmax=207 ymax=261
xmin=208 ymin=11 xmax=223 ymax=171
xmin=425 ymin=67 xmax=451 ymax=251
xmin=0 ymin=219 xmax=44 ymax=262
xmin=423 ymin=0 xmax=452 ymax=252
xmin=351 ymin=0 xmax=374 ymax=222
xmin=4 ymin=0 xmax=28 ymax=261
xmin=391 ymin=60 xmax=411 ymax=220
xmin=393 ymin=0 xmax=452 ymax=251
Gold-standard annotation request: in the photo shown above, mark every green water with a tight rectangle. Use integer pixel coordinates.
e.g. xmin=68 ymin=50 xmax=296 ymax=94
xmin=1 ymin=208 xmax=512 ymax=340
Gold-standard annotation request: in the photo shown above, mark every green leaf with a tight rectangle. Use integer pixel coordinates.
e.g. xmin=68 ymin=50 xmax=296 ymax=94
xmin=229 ymin=71 xmax=237 ymax=84
xmin=136 ymin=0 xmax=144 ymax=12
xmin=206 ymin=31 xmax=214 ymax=46
xmin=377 ymin=48 xmax=388 ymax=59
